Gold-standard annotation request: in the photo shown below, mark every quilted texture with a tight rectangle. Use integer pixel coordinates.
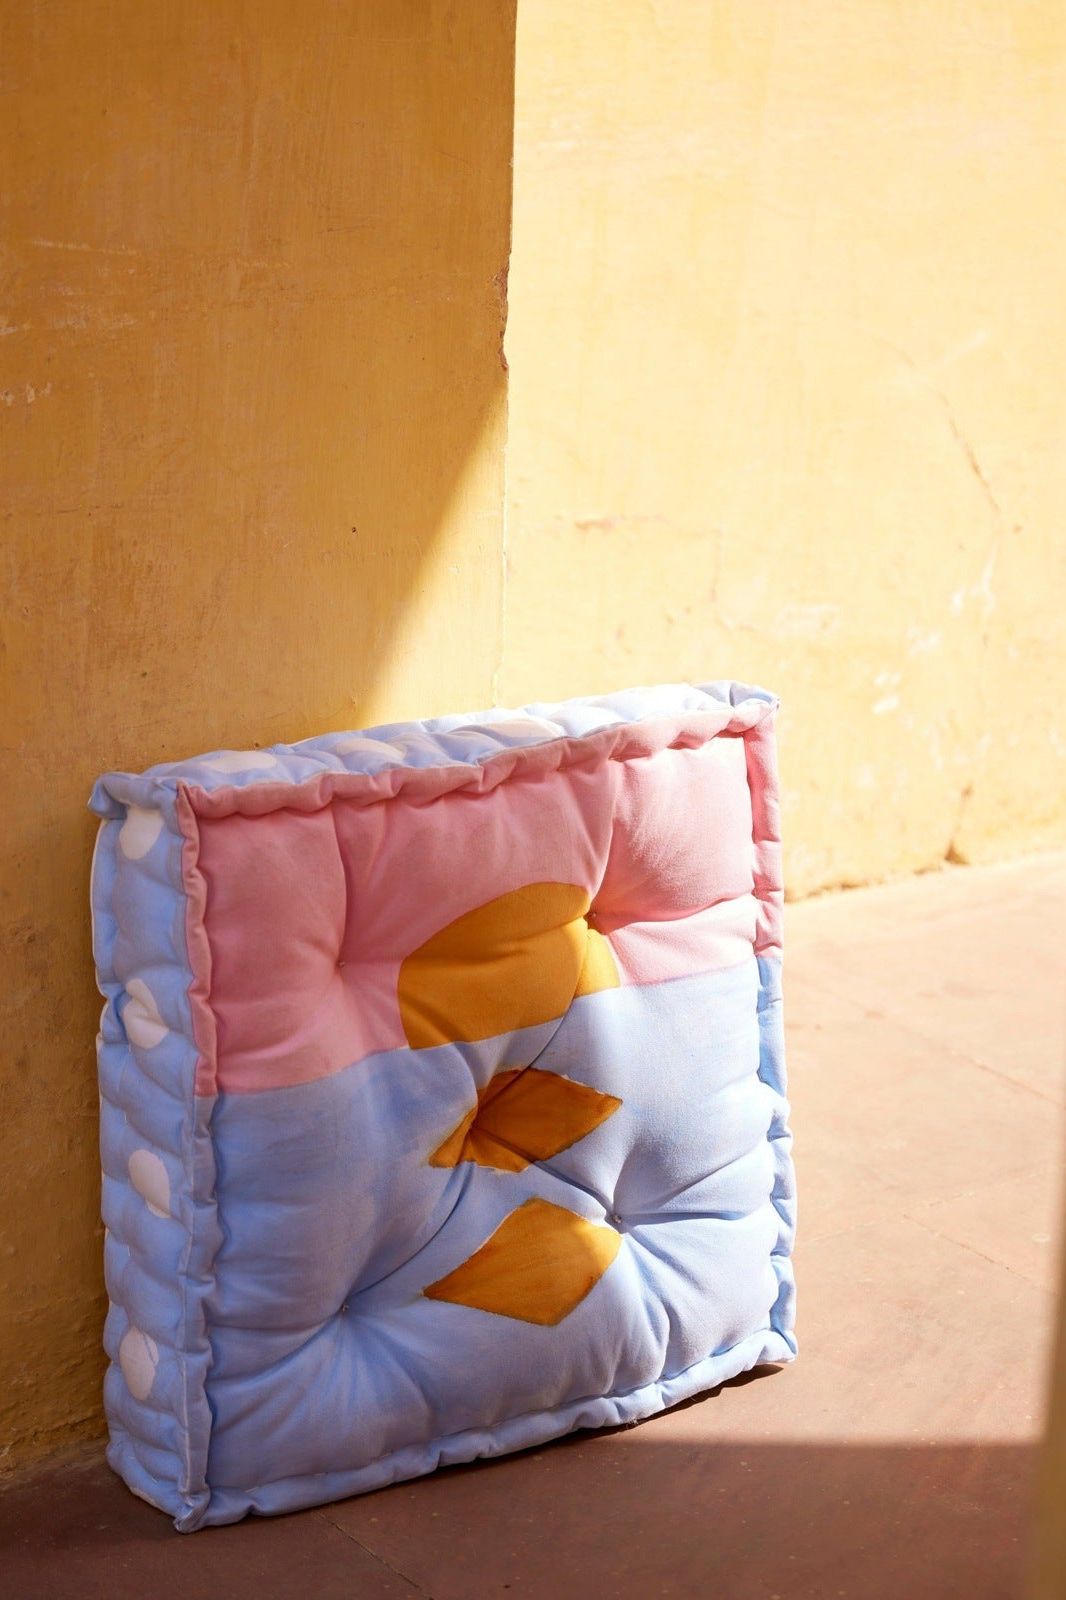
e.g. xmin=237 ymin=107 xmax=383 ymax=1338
xmin=89 ymin=681 xmax=796 ymax=1530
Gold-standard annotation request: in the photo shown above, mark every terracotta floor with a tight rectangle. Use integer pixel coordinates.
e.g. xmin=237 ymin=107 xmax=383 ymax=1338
xmin=3 ymin=855 xmax=1065 ymax=1599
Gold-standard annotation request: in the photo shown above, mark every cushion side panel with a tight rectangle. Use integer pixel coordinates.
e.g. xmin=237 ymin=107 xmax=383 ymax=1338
xmin=90 ymin=781 xmax=221 ymax=1530
xmin=744 ymin=713 xmax=796 ymax=1349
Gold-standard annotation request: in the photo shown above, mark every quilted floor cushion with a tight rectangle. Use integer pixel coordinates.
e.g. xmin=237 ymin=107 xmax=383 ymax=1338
xmin=90 ymin=681 xmax=796 ymax=1529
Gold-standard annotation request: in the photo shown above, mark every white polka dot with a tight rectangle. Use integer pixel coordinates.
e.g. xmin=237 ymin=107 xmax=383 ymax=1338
xmin=118 ymin=805 xmax=164 ymax=861
xmin=333 ymin=736 xmax=403 ymax=759
xmin=119 ymin=1327 xmax=159 ymax=1401
xmin=202 ymin=749 xmax=277 ymax=773
xmin=128 ymin=1149 xmax=171 ymax=1219
xmin=123 ymin=978 xmax=168 ymax=1050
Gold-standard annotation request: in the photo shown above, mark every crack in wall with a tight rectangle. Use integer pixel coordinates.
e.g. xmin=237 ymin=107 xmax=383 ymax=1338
xmin=945 ymin=783 xmax=974 ymax=865
xmin=934 ymin=388 xmax=1004 ymax=523
xmin=873 ymin=336 xmax=1028 ymax=866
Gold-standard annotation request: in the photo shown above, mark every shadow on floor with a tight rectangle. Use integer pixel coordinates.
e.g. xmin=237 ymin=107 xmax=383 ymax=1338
xmin=0 ymin=1405 xmax=1035 ymax=1600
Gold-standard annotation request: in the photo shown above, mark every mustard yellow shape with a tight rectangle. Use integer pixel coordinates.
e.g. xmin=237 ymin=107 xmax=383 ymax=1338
xmin=398 ymin=881 xmax=619 ymax=1049
xmin=429 ymin=1067 xmax=622 ymax=1172
xmin=423 ymin=1197 xmax=622 ymax=1325
xmin=576 ymin=923 xmax=618 ymax=997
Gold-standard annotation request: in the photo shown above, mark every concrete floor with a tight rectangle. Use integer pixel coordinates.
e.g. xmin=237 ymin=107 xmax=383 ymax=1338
xmin=3 ymin=855 xmax=1064 ymax=1599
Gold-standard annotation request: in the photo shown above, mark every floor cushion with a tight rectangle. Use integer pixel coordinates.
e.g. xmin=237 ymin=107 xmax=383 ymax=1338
xmin=89 ymin=680 xmax=797 ymax=1529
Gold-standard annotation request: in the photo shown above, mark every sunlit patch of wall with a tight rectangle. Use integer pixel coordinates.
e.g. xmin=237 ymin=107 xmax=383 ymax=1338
xmin=500 ymin=0 xmax=1066 ymax=896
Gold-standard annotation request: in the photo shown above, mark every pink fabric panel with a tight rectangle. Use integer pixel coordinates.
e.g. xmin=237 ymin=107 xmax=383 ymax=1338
xmin=608 ymin=896 xmax=759 ymax=987
xmin=743 ymin=718 xmax=784 ymax=960
xmin=597 ymin=738 xmax=752 ymax=919
xmin=189 ymin=715 xmax=774 ymax=1096
xmin=195 ymin=763 xmax=618 ymax=1094
xmin=195 ymin=809 xmax=364 ymax=1095
xmin=330 ymin=755 xmax=618 ymax=967
xmin=591 ymin=735 xmax=754 ymax=986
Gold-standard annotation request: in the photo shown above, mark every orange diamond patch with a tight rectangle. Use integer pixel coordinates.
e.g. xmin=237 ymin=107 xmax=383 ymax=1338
xmin=429 ymin=1067 xmax=621 ymax=1173
xmin=423 ymin=1197 xmax=622 ymax=1325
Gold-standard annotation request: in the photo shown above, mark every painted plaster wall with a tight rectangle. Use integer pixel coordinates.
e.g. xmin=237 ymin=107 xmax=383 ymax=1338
xmin=0 ymin=0 xmax=515 ymax=1462
xmin=501 ymin=1 xmax=1066 ymax=895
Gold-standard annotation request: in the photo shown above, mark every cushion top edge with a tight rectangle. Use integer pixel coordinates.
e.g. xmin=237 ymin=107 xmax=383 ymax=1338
xmin=88 ymin=680 xmax=778 ymax=819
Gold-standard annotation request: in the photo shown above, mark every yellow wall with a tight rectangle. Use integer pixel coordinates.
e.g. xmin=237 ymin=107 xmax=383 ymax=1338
xmin=0 ymin=0 xmax=515 ymax=1463
xmin=502 ymin=0 xmax=1066 ymax=896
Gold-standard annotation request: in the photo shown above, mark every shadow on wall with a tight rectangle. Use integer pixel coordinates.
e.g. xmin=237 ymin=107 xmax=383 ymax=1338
xmin=0 ymin=0 xmax=516 ymax=1461
xmin=0 ymin=1426 xmax=1036 ymax=1600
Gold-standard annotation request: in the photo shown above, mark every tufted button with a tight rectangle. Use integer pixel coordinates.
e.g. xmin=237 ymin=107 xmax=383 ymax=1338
xmin=608 ymin=1211 xmax=625 ymax=1228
